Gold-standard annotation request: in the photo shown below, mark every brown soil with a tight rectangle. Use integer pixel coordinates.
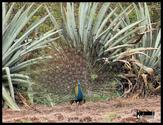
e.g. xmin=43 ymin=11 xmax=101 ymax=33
xmin=2 ymin=96 xmax=161 ymax=123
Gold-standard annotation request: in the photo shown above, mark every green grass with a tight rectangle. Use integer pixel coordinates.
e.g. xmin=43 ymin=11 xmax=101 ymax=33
xmin=86 ymin=90 xmax=122 ymax=102
xmin=30 ymin=81 xmax=122 ymax=106
xmin=104 ymin=112 xmax=121 ymax=122
xmin=33 ymin=89 xmax=121 ymax=106
xmin=16 ymin=119 xmax=32 ymax=123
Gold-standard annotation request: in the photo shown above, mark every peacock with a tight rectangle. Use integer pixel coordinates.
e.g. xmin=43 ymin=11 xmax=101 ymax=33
xmin=70 ymin=80 xmax=86 ymax=105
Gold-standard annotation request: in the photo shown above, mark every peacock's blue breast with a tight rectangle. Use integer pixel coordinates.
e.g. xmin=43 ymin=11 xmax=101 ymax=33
xmin=77 ymin=89 xmax=83 ymax=100
xmin=75 ymin=84 xmax=84 ymax=100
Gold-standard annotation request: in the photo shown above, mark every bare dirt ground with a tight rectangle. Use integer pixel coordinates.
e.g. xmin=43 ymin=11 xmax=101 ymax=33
xmin=2 ymin=96 xmax=161 ymax=123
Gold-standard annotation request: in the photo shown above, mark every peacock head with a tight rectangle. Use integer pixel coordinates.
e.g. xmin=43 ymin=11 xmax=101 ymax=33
xmin=77 ymin=80 xmax=80 ymax=85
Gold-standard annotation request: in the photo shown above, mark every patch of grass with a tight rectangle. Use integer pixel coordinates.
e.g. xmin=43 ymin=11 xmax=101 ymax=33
xmin=85 ymin=90 xmax=121 ymax=102
xmin=87 ymin=93 xmax=108 ymax=102
xmin=16 ymin=119 xmax=32 ymax=123
xmin=33 ymin=93 xmax=55 ymax=106
xmin=86 ymin=93 xmax=108 ymax=102
xmin=104 ymin=112 xmax=121 ymax=122
xmin=31 ymin=75 xmax=123 ymax=105
xmin=32 ymin=85 xmax=72 ymax=106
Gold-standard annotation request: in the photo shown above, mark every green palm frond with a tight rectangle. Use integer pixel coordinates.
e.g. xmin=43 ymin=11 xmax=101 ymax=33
xmin=58 ymin=3 xmax=152 ymax=65
xmin=2 ymin=2 xmax=61 ymax=110
xmin=133 ymin=3 xmax=161 ymax=69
